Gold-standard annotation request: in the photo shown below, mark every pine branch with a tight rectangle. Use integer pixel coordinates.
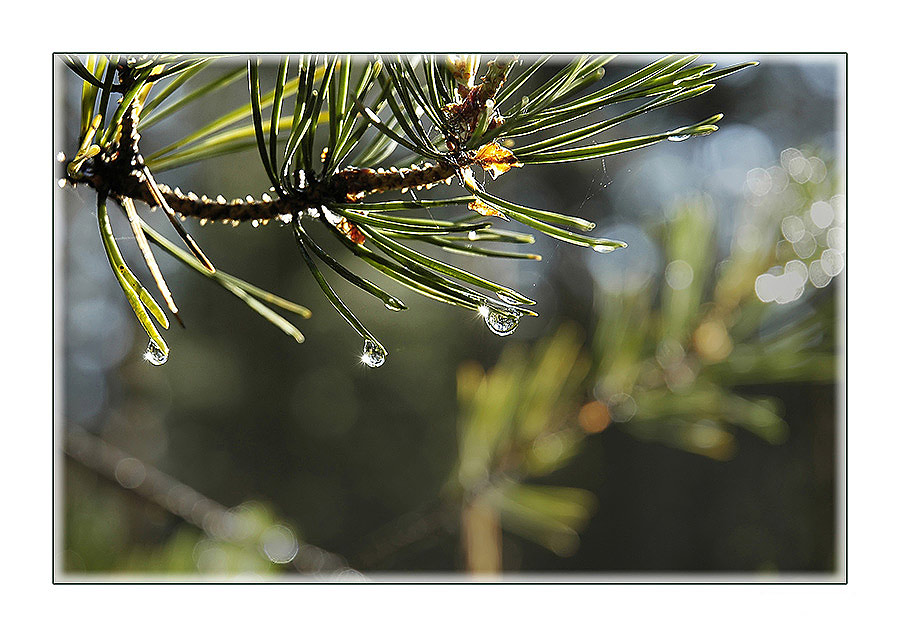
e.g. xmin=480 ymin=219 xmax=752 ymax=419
xmin=60 ymin=54 xmax=756 ymax=366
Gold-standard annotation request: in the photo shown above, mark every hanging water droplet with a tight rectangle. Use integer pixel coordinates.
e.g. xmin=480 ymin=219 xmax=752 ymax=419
xmin=482 ymin=307 xmax=519 ymax=336
xmin=383 ymin=298 xmax=404 ymax=312
xmin=667 ymin=134 xmax=692 ymax=142
xmin=143 ymin=340 xmax=168 ymax=366
xmin=467 ymin=230 xmax=478 ymax=241
xmin=361 ymin=340 xmax=386 ymax=367
xmin=56 ymin=151 xmax=67 ymax=163
xmin=592 ymin=244 xmax=617 ymax=253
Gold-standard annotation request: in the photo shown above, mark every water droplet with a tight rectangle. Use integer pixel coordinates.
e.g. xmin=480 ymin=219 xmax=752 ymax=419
xmin=322 ymin=206 xmax=343 ymax=225
xmin=56 ymin=151 xmax=67 ymax=163
xmin=467 ymin=230 xmax=478 ymax=241
xmin=143 ymin=340 xmax=168 ymax=366
xmin=667 ymin=134 xmax=692 ymax=142
xmin=592 ymin=244 xmax=617 ymax=253
xmin=482 ymin=307 xmax=519 ymax=336
xmin=57 ymin=178 xmax=67 ymax=189
xmin=383 ymin=298 xmax=404 ymax=312
xmin=361 ymin=340 xmax=386 ymax=367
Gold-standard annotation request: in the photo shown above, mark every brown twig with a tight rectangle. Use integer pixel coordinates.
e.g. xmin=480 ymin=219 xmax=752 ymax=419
xmin=67 ymin=58 xmax=514 ymax=225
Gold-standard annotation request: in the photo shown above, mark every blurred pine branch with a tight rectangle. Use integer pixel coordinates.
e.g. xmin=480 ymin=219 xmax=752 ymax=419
xmin=64 ymin=426 xmax=357 ymax=578
xmin=448 ymin=150 xmax=841 ymax=571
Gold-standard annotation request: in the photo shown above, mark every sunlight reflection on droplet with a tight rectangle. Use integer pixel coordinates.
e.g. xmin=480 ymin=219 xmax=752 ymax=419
xmin=665 ymin=260 xmax=694 ymax=290
xmin=143 ymin=340 xmax=167 ymax=366
xmin=361 ymin=339 xmax=387 ymax=367
xmin=482 ymin=307 xmax=519 ymax=336
xmin=809 ymin=200 xmax=835 ymax=229
xmin=260 ymin=525 xmax=299 ymax=564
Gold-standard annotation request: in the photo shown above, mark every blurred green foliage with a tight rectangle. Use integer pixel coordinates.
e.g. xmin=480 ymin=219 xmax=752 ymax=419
xmin=447 ymin=149 xmax=840 ymax=571
xmin=452 ymin=325 xmax=595 ymax=568
xmin=595 ymin=147 xmax=839 ymax=460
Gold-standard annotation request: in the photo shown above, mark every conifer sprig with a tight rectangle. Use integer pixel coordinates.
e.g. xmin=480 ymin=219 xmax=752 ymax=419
xmin=61 ymin=54 xmax=755 ymax=365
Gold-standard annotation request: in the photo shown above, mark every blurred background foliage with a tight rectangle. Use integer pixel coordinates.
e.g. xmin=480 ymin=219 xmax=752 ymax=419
xmin=56 ymin=54 xmax=843 ymax=578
